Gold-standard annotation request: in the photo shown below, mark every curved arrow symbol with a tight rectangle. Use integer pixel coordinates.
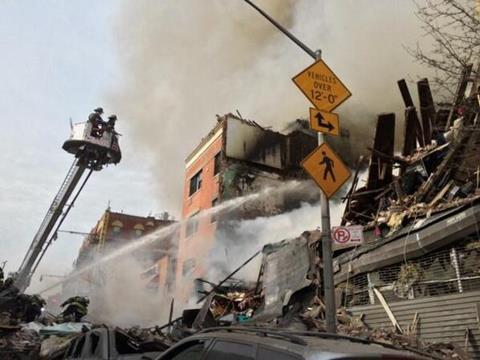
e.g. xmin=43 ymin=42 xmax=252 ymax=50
xmin=315 ymin=112 xmax=334 ymax=132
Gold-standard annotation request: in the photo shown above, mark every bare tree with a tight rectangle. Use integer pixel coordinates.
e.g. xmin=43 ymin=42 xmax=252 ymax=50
xmin=409 ymin=0 xmax=479 ymax=96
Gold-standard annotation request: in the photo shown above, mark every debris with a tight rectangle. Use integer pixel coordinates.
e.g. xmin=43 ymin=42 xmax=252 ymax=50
xmin=372 ymin=287 xmax=403 ymax=334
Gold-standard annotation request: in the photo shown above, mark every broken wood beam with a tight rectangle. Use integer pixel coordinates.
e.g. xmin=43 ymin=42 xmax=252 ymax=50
xmin=418 ymin=78 xmax=435 ymax=144
xmin=398 ymin=79 xmax=414 ymax=107
xmin=402 ymin=107 xmax=419 ymax=159
xmin=415 ymin=129 xmax=471 ymax=202
xmin=373 ymin=287 xmax=403 ymax=334
xmin=367 ymin=147 xmax=408 ymax=166
xmin=366 ymin=113 xmax=395 ymax=190
xmin=428 ymin=180 xmax=453 ymax=208
xmin=445 ymin=64 xmax=474 ymax=130
xmin=341 ymin=156 xmax=363 ymax=225
xmin=398 ymin=79 xmax=425 ymax=149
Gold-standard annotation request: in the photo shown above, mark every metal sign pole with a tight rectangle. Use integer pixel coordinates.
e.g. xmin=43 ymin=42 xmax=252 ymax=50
xmin=319 ymin=136 xmax=336 ymax=333
xmin=243 ymin=0 xmax=337 ymax=334
xmin=315 ymin=48 xmax=336 ymax=333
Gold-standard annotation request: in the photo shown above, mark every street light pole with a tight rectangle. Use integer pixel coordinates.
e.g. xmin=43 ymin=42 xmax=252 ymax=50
xmin=243 ymin=0 xmax=336 ymax=333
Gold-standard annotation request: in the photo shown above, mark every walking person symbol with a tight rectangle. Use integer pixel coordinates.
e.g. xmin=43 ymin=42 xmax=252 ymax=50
xmin=320 ymin=151 xmax=336 ymax=182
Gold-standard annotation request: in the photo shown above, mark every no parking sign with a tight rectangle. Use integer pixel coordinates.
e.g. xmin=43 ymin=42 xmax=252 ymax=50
xmin=332 ymin=226 xmax=364 ymax=246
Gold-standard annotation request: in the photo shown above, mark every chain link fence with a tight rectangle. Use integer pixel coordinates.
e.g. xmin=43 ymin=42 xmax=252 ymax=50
xmin=339 ymin=235 xmax=480 ymax=307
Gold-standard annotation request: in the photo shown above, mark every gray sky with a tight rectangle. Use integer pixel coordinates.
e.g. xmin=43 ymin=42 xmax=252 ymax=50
xmin=0 ymin=1 xmax=160 ymax=286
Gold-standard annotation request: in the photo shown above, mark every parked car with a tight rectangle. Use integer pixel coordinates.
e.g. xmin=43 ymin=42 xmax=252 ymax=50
xmin=63 ymin=326 xmax=167 ymax=359
xmin=150 ymin=327 xmax=428 ymax=360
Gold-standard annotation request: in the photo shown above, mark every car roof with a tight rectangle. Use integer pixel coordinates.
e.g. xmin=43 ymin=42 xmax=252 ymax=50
xmin=176 ymin=327 xmax=428 ymax=359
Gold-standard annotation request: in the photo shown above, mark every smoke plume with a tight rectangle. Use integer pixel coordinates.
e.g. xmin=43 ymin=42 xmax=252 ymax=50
xmin=109 ymin=0 xmax=432 ymax=213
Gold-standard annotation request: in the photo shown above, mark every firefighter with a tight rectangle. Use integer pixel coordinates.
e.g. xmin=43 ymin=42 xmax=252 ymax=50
xmin=0 ymin=266 xmax=3 ymax=288
xmin=88 ymin=107 xmax=105 ymax=137
xmin=106 ymin=114 xmax=117 ymax=132
xmin=60 ymin=296 xmax=89 ymax=322
xmin=24 ymin=294 xmax=45 ymax=322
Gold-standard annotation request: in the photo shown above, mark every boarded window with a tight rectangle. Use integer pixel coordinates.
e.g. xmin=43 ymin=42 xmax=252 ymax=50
xmin=189 ymin=170 xmax=202 ymax=196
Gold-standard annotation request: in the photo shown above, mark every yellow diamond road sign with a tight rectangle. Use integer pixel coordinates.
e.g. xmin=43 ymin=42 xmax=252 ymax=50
xmin=292 ymin=59 xmax=351 ymax=112
xmin=309 ymin=108 xmax=340 ymax=136
xmin=301 ymin=142 xmax=351 ymax=198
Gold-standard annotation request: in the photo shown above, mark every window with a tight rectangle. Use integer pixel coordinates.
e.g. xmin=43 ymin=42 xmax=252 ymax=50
xmin=182 ymin=258 xmax=196 ymax=277
xmin=205 ymin=340 xmax=255 ymax=360
xmin=214 ymin=152 xmax=221 ymax=175
xmin=111 ymin=220 xmax=123 ymax=233
xmin=73 ymin=335 xmax=86 ymax=357
xmin=134 ymin=224 xmax=145 ymax=237
xmin=186 ymin=215 xmax=199 ymax=237
xmin=189 ymin=170 xmax=203 ymax=196
xmin=89 ymin=333 xmax=100 ymax=355
xmin=211 ymin=198 xmax=219 ymax=223
xmin=257 ymin=346 xmax=302 ymax=360
xmin=163 ymin=340 xmax=210 ymax=360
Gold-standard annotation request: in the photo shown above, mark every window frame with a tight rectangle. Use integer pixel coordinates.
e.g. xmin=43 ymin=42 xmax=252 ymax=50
xmin=213 ymin=152 xmax=221 ymax=176
xmin=189 ymin=169 xmax=203 ymax=196
xmin=185 ymin=213 xmax=199 ymax=237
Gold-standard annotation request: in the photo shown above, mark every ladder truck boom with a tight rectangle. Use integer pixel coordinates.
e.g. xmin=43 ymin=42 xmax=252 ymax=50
xmin=13 ymin=117 xmax=121 ymax=292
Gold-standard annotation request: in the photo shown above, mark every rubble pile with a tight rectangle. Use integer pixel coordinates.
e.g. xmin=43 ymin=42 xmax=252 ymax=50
xmin=342 ymin=73 xmax=480 ymax=240
xmin=299 ymin=307 xmax=469 ymax=359
xmin=0 ymin=312 xmax=42 ymax=359
xmin=124 ymin=326 xmax=173 ymax=352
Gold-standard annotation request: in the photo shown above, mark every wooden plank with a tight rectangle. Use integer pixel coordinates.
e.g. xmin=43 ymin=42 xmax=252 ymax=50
xmin=445 ymin=64 xmax=474 ymax=130
xmin=428 ymin=180 xmax=453 ymax=208
xmin=372 ymin=287 xmax=403 ymax=333
xmin=367 ymin=113 xmax=395 ymax=190
xmin=417 ymin=78 xmax=435 ymax=144
xmin=398 ymin=79 xmax=415 ymax=107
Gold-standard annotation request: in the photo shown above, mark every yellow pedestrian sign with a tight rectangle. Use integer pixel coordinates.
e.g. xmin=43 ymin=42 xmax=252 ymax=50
xmin=301 ymin=142 xmax=350 ymax=198
xmin=309 ymin=108 xmax=339 ymax=136
xmin=292 ymin=59 xmax=351 ymax=112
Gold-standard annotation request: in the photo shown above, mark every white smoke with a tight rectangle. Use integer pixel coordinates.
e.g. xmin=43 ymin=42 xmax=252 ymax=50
xmin=109 ymin=0 xmax=433 ymax=213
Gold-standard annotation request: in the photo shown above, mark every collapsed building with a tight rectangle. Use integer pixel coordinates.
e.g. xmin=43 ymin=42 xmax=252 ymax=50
xmin=334 ymin=69 xmax=480 ymax=357
xmin=174 ymin=113 xmax=325 ymax=305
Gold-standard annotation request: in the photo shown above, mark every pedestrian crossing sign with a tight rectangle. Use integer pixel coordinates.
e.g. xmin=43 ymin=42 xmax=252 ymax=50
xmin=301 ymin=142 xmax=351 ymax=198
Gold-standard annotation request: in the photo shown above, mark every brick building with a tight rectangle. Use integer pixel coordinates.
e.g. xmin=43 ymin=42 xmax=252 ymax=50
xmin=65 ymin=209 xmax=177 ymax=297
xmin=174 ymin=114 xmax=318 ymax=304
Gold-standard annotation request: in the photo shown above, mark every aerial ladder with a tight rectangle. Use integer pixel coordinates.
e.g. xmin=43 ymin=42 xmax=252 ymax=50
xmin=2 ymin=115 xmax=121 ymax=297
